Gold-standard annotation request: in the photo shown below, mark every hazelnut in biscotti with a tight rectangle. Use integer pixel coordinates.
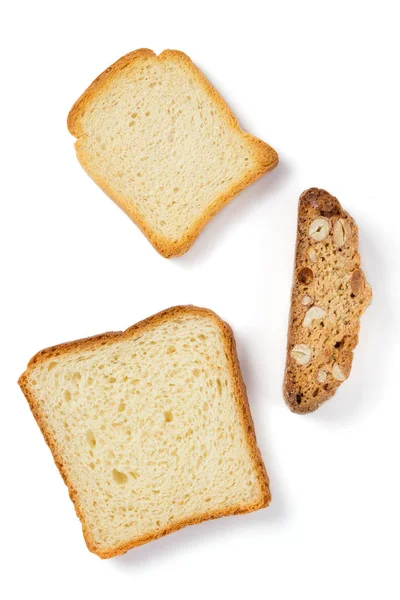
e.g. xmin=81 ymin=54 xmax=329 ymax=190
xmin=283 ymin=188 xmax=372 ymax=413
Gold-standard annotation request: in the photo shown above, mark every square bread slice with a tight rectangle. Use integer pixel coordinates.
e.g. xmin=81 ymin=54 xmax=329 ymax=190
xmin=18 ymin=306 xmax=270 ymax=558
xmin=67 ymin=49 xmax=278 ymax=257
xmin=283 ymin=189 xmax=372 ymax=413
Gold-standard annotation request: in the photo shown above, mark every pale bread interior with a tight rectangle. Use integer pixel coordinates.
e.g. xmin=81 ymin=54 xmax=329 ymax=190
xmin=23 ymin=311 xmax=266 ymax=556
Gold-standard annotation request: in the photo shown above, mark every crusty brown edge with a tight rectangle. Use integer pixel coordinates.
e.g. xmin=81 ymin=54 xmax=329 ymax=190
xmin=283 ymin=188 xmax=372 ymax=414
xmin=18 ymin=305 xmax=270 ymax=558
xmin=67 ymin=49 xmax=278 ymax=258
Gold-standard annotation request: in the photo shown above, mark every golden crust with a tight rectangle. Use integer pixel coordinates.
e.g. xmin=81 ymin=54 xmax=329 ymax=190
xmin=67 ymin=49 xmax=278 ymax=258
xmin=283 ymin=189 xmax=372 ymax=414
xmin=18 ymin=305 xmax=270 ymax=558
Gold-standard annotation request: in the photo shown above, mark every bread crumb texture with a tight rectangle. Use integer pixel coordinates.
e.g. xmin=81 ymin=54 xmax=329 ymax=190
xmin=68 ymin=49 xmax=278 ymax=257
xmin=18 ymin=306 xmax=269 ymax=557
xmin=284 ymin=189 xmax=372 ymax=414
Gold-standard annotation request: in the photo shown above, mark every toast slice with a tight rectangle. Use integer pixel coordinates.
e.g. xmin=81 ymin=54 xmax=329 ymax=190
xmin=67 ymin=49 xmax=278 ymax=257
xmin=283 ymin=189 xmax=372 ymax=413
xmin=18 ymin=306 xmax=270 ymax=558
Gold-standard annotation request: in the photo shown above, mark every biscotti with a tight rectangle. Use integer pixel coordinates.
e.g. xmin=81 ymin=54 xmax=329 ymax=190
xmin=283 ymin=188 xmax=372 ymax=413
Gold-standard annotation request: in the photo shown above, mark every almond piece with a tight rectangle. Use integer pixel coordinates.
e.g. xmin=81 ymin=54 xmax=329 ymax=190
xmin=291 ymin=344 xmax=312 ymax=365
xmin=332 ymin=363 xmax=346 ymax=381
xmin=309 ymin=218 xmax=329 ymax=242
xmin=302 ymin=295 xmax=314 ymax=306
xmin=317 ymin=369 xmax=327 ymax=383
xmin=333 ymin=218 xmax=351 ymax=247
xmin=303 ymin=306 xmax=326 ymax=327
xmin=308 ymin=247 xmax=317 ymax=263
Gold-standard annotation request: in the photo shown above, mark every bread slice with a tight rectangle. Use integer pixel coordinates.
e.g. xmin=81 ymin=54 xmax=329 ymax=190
xmin=67 ymin=49 xmax=278 ymax=258
xmin=18 ymin=306 xmax=270 ymax=558
xmin=283 ymin=188 xmax=372 ymax=414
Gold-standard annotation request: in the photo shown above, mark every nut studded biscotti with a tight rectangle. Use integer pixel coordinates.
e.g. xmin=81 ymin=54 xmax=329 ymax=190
xmin=283 ymin=188 xmax=372 ymax=413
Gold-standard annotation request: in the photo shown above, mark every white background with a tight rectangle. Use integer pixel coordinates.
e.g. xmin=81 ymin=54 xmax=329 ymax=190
xmin=2 ymin=1 xmax=399 ymax=598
